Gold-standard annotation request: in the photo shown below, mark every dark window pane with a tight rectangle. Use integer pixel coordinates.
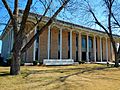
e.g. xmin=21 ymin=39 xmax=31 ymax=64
xmin=68 ymin=32 xmax=70 ymax=58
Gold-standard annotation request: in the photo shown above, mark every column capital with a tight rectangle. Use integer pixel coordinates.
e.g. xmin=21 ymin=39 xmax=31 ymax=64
xmin=94 ymin=35 xmax=96 ymax=37
xmin=86 ymin=32 xmax=89 ymax=35
xmin=79 ymin=31 xmax=82 ymax=34
xmin=70 ymin=30 xmax=73 ymax=32
xmin=60 ymin=28 xmax=62 ymax=31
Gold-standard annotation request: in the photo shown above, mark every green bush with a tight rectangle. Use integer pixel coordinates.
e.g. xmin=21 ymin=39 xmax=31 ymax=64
xmin=20 ymin=60 xmax=24 ymax=66
xmin=33 ymin=60 xmax=38 ymax=66
xmin=78 ymin=61 xmax=85 ymax=64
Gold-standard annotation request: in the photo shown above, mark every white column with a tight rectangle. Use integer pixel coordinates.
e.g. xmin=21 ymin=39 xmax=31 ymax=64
xmin=10 ymin=29 xmax=12 ymax=50
xmin=8 ymin=31 xmax=11 ymax=54
xmin=38 ymin=33 xmax=40 ymax=63
xmin=106 ymin=38 xmax=108 ymax=62
xmin=111 ymin=43 xmax=113 ymax=61
xmin=100 ymin=37 xmax=102 ymax=62
xmin=11 ymin=29 xmax=14 ymax=50
xmin=79 ymin=32 xmax=82 ymax=61
xmin=94 ymin=35 xmax=96 ymax=62
xmin=86 ymin=33 xmax=89 ymax=62
xmin=60 ymin=28 xmax=62 ymax=59
xmin=70 ymin=30 xmax=72 ymax=59
xmin=33 ymin=27 xmax=37 ymax=61
xmin=48 ymin=26 xmax=51 ymax=60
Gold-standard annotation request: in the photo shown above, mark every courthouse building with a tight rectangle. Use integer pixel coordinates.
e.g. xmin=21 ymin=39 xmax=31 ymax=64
xmin=1 ymin=10 xmax=120 ymax=65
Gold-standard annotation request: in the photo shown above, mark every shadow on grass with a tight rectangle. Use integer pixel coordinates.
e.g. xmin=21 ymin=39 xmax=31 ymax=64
xmin=59 ymin=67 xmax=108 ymax=82
xmin=22 ymin=67 xmax=86 ymax=78
xmin=24 ymin=66 xmax=111 ymax=88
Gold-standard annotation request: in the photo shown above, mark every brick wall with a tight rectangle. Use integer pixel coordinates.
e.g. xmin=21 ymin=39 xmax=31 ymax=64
xmin=102 ymin=38 xmax=106 ymax=60
xmin=62 ymin=30 xmax=68 ymax=59
xmin=39 ymin=29 xmax=48 ymax=63
xmin=26 ymin=31 xmax=34 ymax=63
xmin=97 ymin=37 xmax=100 ymax=61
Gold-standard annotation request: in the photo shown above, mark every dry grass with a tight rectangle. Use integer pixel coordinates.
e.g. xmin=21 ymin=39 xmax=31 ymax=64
xmin=0 ymin=64 xmax=120 ymax=90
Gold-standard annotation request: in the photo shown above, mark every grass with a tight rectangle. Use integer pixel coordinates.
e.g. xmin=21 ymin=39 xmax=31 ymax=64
xmin=0 ymin=64 xmax=120 ymax=90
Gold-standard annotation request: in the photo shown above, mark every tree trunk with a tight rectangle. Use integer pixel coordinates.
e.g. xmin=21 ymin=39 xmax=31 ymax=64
xmin=114 ymin=53 xmax=119 ymax=67
xmin=10 ymin=30 xmax=23 ymax=75
xmin=10 ymin=51 xmax=20 ymax=75
xmin=112 ymin=41 xmax=119 ymax=67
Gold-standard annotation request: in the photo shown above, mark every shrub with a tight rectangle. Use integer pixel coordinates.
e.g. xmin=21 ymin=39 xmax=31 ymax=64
xmin=20 ymin=60 xmax=24 ymax=66
xmin=78 ymin=61 xmax=85 ymax=64
xmin=33 ymin=60 xmax=38 ymax=66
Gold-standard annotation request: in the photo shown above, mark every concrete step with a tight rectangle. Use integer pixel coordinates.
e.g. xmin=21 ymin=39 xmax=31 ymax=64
xmin=73 ymin=62 xmax=79 ymax=65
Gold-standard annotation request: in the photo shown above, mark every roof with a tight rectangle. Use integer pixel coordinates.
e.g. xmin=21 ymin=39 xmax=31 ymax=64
xmin=19 ymin=10 xmax=120 ymax=38
xmin=1 ymin=9 xmax=120 ymax=40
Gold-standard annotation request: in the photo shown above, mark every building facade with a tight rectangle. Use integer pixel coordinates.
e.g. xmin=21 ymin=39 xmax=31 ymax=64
xmin=1 ymin=11 xmax=120 ymax=65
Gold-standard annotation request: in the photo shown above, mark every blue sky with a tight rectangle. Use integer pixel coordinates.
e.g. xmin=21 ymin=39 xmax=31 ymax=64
xmin=0 ymin=0 xmax=120 ymax=53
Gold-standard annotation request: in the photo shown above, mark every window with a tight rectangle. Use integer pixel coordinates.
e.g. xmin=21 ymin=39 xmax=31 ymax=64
xmin=35 ymin=26 xmax=39 ymax=60
xmin=89 ymin=37 xmax=93 ymax=48
xmin=76 ymin=33 xmax=78 ymax=61
xmin=76 ymin=34 xmax=78 ymax=51
xmin=82 ymin=36 xmax=86 ymax=48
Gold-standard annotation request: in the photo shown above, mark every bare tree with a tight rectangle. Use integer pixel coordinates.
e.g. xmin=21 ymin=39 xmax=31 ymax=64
xmin=2 ymin=0 xmax=70 ymax=75
xmin=76 ymin=0 xmax=120 ymax=67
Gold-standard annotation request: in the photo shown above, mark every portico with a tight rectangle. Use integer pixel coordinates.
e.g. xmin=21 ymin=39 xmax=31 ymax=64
xmin=32 ymin=22 xmax=120 ymax=65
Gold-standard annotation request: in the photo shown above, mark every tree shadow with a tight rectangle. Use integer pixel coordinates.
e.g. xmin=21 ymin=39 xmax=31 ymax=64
xmin=22 ymin=67 xmax=86 ymax=78
xmin=59 ymin=67 xmax=108 ymax=82
xmin=25 ymin=66 xmax=110 ymax=88
xmin=40 ymin=66 xmax=110 ymax=86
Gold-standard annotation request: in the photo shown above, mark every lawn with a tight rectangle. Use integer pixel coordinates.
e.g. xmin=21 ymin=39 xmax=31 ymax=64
xmin=0 ymin=64 xmax=120 ymax=90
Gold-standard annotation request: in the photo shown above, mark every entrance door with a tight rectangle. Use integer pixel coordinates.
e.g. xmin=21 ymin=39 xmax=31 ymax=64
xmin=82 ymin=52 xmax=86 ymax=61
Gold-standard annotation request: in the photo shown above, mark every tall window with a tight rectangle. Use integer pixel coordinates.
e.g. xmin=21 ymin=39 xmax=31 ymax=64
xmin=89 ymin=37 xmax=93 ymax=49
xmin=76 ymin=33 xmax=78 ymax=61
xmin=35 ymin=27 xmax=39 ymax=60
xmin=68 ymin=32 xmax=70 ymax=58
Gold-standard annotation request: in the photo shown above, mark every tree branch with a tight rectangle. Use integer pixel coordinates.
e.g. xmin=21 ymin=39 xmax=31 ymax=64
xmin=2 ymin=0 xmax=14 ymax=20
xmin=89 ymin=9 xmax=110 ymax=35
xmin=21 ymin=0 xmax=70 ymax=53
xmin=18 ymin=0 xmax=32 ymax=36
xmin=29 ymin=0 xmax=52 ymax=32
xmin=112 ymin=13 xmax=120 ymax=28
xmin=13 ymin=0 xmax=18 ymax=15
